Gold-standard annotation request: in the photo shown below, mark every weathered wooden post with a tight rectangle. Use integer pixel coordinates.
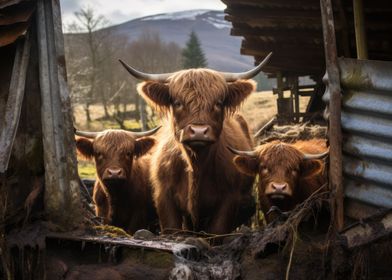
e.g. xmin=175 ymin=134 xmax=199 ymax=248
xmin=36 ymin=0 xmax=82 ymax=228
xmin=320 ymin=0 xmax=344 ymax=230
xmin=353 ymin=0 xmax=368 ymax=59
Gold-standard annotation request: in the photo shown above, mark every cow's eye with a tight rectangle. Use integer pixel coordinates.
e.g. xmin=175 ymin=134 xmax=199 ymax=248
xmin=214 ymin=100 xmax=223 ymax=110
xmin=173 ymin=100 xmax=182 ymax=109
xmin=126 ymin=152 xmax=132 ymax=158
xmin=261 ymin=167 xmax=269 ymax=175
xmin=291 ymin=170 xmax=298 ymax=176
xmin=96 ymin=152 xmax=104 ymax=160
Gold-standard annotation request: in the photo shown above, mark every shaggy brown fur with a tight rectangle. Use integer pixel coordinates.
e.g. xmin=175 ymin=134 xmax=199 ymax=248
xmin=138 ymin=69 xmax=257 ymax=234
xmin=232 ymin=139 xmax=328 ymax=223
xmin=75 ymin=130 xmax=157 ymax=233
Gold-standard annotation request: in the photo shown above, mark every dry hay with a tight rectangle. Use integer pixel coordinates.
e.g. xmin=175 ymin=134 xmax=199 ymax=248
xmin=251 ymin=185 xmax=328 ymax=258
xmin=257 ymin=122 xmax=327 ymax=144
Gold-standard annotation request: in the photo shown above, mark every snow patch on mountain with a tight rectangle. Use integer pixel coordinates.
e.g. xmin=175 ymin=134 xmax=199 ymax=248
xmin=202 ymin=17 xmax=231 ymax=29
xmin=141 ymin=10 xmax=209 ymax=21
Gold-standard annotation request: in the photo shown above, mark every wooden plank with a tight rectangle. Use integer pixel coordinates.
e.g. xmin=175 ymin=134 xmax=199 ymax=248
xmin=320 ymin=0 xmax=344 ymax=230
xmin=0 ymin=31 xmax=30 ymax=173
xmin=46 ymin=232 xmax=196 ymax=254
xmin=36 ymin=0 xmax=82 ymax=228
xmin=230 ymin=27 xmax=322 ymax=41
xmin=254 ymin=116 xmax=276 ymax=138
xmin=222 ymin=0 xmax=320 ymax=9
xmin=225 ymin=14 xmax=321 ymax=28
xmin=225 ymin=7 xmax=321 ymax=20
xmin=341 ymin=209 xmax=392 ymax=249
xmin=242 ymin=40 xmax=324 ymax=55
xmin=353 ymin=0 xmax=368 ymax=59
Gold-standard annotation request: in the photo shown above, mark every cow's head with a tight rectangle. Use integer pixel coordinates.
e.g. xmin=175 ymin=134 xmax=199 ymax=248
xmin=119 ymin=53 xmax=271 ymax=150
xmin=228 ymin=142 xmax=328 ymax=208
xmin=75 ymin=127 xmax=159 ymax=188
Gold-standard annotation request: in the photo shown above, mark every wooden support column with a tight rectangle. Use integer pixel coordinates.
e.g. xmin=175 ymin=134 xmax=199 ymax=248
xmin=288 ymin=76 xmax=300 ymax=123
xmin=320 ymin=0 xmax=344 ymax=230
xmin=275 ymin=72 xmax=293 ymax=124
xmin=37 ymin=0 xmax=82 ymax=228
xmin=0 ymin=32 xmax=31 ymax=173
xmin=353 ymin=0 xmax=368 ymax=59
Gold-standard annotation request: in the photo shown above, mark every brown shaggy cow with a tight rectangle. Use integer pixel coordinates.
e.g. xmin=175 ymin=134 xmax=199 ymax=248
xmin=229 ymin=138 xmax=328 ymax=223
xmin=119 ymin=54 xmax=272 ymax=234
xmin=75 ymin=127 xmax=159 ymax=233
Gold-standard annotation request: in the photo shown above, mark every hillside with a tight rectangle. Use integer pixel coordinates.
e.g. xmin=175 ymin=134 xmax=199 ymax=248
xmin=103 ymin=10 xmax=253 ymax=72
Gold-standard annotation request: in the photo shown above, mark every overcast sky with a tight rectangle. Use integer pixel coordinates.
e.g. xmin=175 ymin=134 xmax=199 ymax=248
xmin=60 ymin=0 xmax=227 ymax=27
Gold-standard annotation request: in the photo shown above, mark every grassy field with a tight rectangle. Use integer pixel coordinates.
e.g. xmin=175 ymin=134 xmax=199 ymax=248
xmin=75 ymin=91 xmax=310 ymax=179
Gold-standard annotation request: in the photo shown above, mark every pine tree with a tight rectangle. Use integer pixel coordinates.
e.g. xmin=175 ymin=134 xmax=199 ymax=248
xmin=182 ymin=31 xmax=208 ymax=68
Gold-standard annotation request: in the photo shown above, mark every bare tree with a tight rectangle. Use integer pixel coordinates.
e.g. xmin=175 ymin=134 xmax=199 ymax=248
xmin=64 ymin=7 xmax=109 ymax=127
xmin=65 ymin=19 xmax=182 ymax=130
xmin=123 ymin=30 xmax=182 ymax=129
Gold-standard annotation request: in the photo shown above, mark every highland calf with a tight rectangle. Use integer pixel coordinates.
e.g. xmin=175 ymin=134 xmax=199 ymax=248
xmin=119 ymin=53 xmax=272 ymax=234
xmin=75 ymin=127 xmax=159 ymax=233
xmin=229 ymin=138 xmax=328 ymax=223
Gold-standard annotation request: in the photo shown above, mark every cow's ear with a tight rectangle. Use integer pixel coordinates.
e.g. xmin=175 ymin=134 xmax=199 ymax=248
xmin=233 ymin=155 xmax=259 ymax=176
xmin=137 ymin=81 xmax=171 ymax=109
xmin=75 ymin=137 xmax=94 ymax=159
xmin=225 ymin=80 xmax=256 ymax=108
xmin=134 ymin=137 xmax=155 ymax=157
xmin=300 ymin=159 xmax=324 ymax=177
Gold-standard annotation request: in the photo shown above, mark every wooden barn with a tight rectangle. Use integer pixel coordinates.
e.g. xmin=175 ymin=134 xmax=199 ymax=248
xmin=0 ymin=0 xmax=391 ymax=279
xmin=224 ymin=0 xmax=392 ymax=231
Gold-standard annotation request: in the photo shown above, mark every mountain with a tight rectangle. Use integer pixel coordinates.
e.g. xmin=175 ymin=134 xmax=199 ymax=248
xmin=104 ymin=9 xmax=253 ymax=72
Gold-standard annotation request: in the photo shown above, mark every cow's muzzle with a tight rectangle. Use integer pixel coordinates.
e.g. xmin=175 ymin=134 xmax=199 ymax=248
xmin=266 ymin=182 xmax=292 ymax=200
xmin=180 ymin=124 xmax=216 ymax=147
xmin=102 ymin=168 xmax=127 ymax=183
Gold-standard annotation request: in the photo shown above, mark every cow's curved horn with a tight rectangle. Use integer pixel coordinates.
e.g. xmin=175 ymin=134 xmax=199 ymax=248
xmin=75 ymin=130 xmax=99 ymax=139
xmin=220 ymin=52 xmax=272 ymax=82
xmin=119 ymin=59 xmax=173 ymax=82
xmin=227 ymin=146 xmax=258 ymax=157
xmin=129 ymin=126 xmax=161 ymax=138
xmin=303 ymin=150 xmax=329 ymax=160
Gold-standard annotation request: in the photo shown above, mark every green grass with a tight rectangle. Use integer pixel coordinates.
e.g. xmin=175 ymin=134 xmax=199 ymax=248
xmin=78 ymin=160 xmax=96 ymax=179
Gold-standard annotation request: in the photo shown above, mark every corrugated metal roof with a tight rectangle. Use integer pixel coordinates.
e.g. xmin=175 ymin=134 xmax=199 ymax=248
xmin=0 ymin=0 xmax=34 ymax=47
xmin=324 ymin=58 xmax=392 ymax=218
xmin=223 ymin=0 xmax=392 ymax=77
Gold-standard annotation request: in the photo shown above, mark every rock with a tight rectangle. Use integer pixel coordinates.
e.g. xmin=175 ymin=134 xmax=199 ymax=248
xmin=133 ymin=229 xmax=155 ymax=240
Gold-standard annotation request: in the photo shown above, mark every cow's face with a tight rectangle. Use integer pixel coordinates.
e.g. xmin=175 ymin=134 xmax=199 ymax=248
xmin=231 ymin=142 xmax=324 ymax=205
xmin=76 ymin=130 xmax=155 ymax=188
xmin=138 ymin=69 xmax=255 ymax=149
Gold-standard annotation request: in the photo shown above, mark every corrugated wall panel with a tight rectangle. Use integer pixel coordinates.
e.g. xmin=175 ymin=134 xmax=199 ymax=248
xmin=324 ymin=58 xmax=392 ymax=219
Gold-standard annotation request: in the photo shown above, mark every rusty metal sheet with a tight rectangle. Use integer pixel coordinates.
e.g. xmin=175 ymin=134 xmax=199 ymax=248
xmin=343 ymin=135 xmax=392 ymax=162
xmin=345 ymin=180 xmax=392 ymax=208
xmin=324 ymin=58 xmax=392 ymax=219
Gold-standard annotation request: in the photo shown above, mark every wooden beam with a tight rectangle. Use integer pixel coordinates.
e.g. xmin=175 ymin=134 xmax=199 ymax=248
xmin=353 ymin=0 xmax=368 ymax=59
xmin=341 ymin=210 xmax=392 ymax=249
xmin=0 ymin=31 xmax=30 ymax=173
xmin=320 ymin=0 xmax=344 ymax=230
xmin=37 ymin=0 xmax=82 ymax=228
xmin=230 ymin=27 xmax=323 ymax=42
xmin=222 ymin=0 xmax=320 ymax=9
xmin=225 ymin=7 xmax=321 ymax=20
xmin=242 ymin=40 xmax=324 ymax=55
xmin=224 ymin=14 xmax=322 ymax=29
